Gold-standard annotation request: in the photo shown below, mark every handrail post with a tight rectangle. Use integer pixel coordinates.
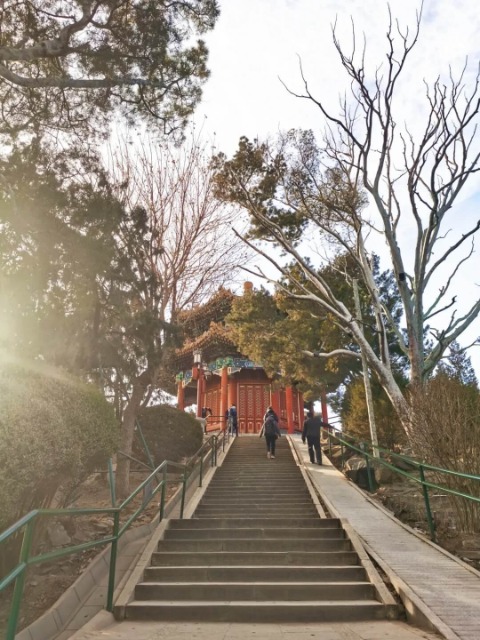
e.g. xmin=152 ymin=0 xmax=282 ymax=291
xmin=180 ymin=468 xmax=187 ymax=519
xmin=199 ymin=453 xmax=204 ymax=488
xmin=340 ymin=440 xmax=345 ymax=470
xmin=107 ymin=458 xmax=116 ymax=507
xmin=361 ymin=443 xmax=375 ymax=493
xmin=210 ymin=439 xmax=215 ymax=467
xmin=328 ymin=429 xmax=332 ymax=458
xmin=159 ymin=465 xmax=167 ymax=521
xmin=6 ymin=520 xmax=34 ymax=640
xmin=106 ymin=510 xmax=120 ymax=612
xmin=419 ymin=465 xmax=436 ymax=542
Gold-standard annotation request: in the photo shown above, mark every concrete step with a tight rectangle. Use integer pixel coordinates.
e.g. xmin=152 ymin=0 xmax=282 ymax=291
xmin=194 ymin=508 xmax=319 ymax=517
xmin=209 ymin=477 xmax=305 ymax=484
xmin=124 ymin=600 xmax=394 ymax=622
xmin=193 ymin=512 xmax=320 ymax=520
xmin=198 ymin=498 xmax=314 ymax=506
xmin=143 ymin=565 xmax=368 ymax=582
xmin=134 ymin=581 xmax=376 ymax=601
xmin=194 ymin=503 xmax=317 ymax=511
xmin=168 ymin=518 xmax=340 ymax=529
xmin=208 ymin=478 xmax=308 ymax=490
xmin=205 ymin=484 xmax=307 ymax=491
xmin=164 ymin=528 xmax=345 ymax=540
xmin=150 ymin=551 xmax=361 ymax=566
xmin=119 ymin=437 xmax=397 ymax=625
xmin=156 ymin=539 xmax=352 ymax=552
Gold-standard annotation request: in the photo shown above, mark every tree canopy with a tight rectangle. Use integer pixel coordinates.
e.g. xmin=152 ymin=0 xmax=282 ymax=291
xmin=0 ymin=0 xmax=219 ymax=137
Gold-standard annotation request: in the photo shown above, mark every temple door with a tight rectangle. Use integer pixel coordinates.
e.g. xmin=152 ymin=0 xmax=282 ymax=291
xmin=238 ymin=383 xmax=270 ymax=434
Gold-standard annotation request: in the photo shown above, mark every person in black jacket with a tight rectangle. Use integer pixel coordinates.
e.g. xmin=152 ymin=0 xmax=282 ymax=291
xmin=228 ymin=404 xmax=238 ymax=436
xmin=302 ymin=411 xmax=327 ymax=465
xmin=260 ymin=407 xmax=281 ymax=459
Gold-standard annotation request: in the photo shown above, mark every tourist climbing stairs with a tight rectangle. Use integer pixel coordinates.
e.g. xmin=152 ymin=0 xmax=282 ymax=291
xmin=120 ymin=436 xmax=398 ymax=622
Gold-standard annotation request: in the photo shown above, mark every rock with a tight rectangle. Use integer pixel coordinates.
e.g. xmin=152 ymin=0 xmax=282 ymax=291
xmin=374 ymin=463 xmax=396 ymax=484
xmin=344 ymin=454 xmax=378 ymax=490
xmin=47 ymin=523 xmax=72 ymax=547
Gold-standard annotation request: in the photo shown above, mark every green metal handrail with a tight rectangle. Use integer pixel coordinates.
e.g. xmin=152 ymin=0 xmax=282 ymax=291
xmin=0 ymin=430 xmax=227 ymax=640
xmin=322 ymin=426 xmax=480 ymax=543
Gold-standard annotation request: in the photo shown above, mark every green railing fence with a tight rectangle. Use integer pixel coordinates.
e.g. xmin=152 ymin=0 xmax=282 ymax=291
xmin=322 ymin=426 xmax=480 ymax=543
xmin=0 ymin=430 xmax=229 ymax=640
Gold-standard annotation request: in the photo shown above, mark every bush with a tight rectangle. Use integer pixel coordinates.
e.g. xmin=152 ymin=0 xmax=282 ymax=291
xmin=133 ymin=404 xmax=203 ymax=466
xmin=409 ymin=373 xmax=480 ymax=533
xmin=0 ymin=354 xmax=119 ymax=532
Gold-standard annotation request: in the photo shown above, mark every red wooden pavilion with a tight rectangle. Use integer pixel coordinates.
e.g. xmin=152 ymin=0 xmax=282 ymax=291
xmin=174 ymin=286 xmax=306 ymax=434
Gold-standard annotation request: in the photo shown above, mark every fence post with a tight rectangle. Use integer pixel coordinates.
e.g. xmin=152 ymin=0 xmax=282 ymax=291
xmin=106 ymin=510 xmax=120 ymax=612
xmin=360 ymin=442 xmax=375 ymax=493
xmin=180 ymin=468 xmax=187 ymax=519
xmin=6 ymin=519 xmax=35 ymax=640
xmin=419 ymin=465 xmax=436 ymax=542
xmin=107 ymin=458 xmax=116 ymax=507
xmin=159 ymin=465 xmax=167 ymax=521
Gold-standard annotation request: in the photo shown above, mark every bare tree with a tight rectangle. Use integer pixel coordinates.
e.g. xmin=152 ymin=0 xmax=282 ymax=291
xmin=213 ymin=9 xmax=480 ymax=439
xmin=105 ymin=134 xmax=248 ymax=496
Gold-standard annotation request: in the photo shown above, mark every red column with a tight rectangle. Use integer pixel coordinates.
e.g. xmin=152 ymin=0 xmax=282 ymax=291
xmin=220 ymin=366 xmax=228 ymax=431
xmin=286 ymin=386 xmax=294 ymax=434
xmin=228 ymin=378 xmax=237 ymax=408
xmin=298 ymin=391 xmax=304 ymax=431
xmin=320 ymin=388 xmax=329 ymax=424
xmin=196 ymin=367 xmax=203 ymax=418
xmin=271 ymin=388 xmax=280 ymax=419
xmin=177 ymin=380 xmax=185 ymax=411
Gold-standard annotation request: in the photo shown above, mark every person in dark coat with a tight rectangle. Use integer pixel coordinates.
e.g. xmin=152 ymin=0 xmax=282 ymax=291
xmin=228 ymin=404 xmax=238 ymax=436
xmin=260 ymin=407 xmax=281 ymax=459
xmin=262 ymin=405 xmax=279 ymax=423
xmin=302 ymin=411 xmax=327 ymax=465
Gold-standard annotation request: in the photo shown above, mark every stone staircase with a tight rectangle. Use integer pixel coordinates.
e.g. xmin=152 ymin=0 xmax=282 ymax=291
xmin=121 ymin=436 xmax=398 ymax=622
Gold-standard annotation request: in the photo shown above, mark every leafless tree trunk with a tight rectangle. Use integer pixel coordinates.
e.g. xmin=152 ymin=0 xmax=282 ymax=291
xmin=108 ymin=133 xmax=248 ymax=497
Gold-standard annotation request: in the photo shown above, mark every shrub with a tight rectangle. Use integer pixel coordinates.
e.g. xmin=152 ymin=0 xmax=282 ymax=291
xmin=0 ymin=354 xmax=119 ymax=532
xmin=133 ymin=404 xmax=203 ymax=466
xmin=409 ymin=373 xmax=480 ymax=533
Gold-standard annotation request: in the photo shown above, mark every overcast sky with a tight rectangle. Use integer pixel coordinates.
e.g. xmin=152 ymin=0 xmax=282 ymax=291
xmin=198 ymin=0 xmax=480 ymax=376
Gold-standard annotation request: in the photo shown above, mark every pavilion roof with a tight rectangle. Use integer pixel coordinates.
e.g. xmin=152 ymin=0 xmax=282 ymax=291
xmin=174 ymin=321 xmax=243 ymax=371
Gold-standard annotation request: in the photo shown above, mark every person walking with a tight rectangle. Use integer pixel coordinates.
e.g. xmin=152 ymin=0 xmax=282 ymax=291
xmin=263 ymin=405 xmax=278 ymax=423
xmin=228 ymin=404 xmax=238 ymax=436
xmin=260 ymin=407 xmax=281 ymax=459
xmin=302 ymin=411 xmax=327 ymax=465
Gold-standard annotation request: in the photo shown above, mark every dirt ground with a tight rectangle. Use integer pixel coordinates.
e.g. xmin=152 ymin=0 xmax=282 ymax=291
xmin=0 ymin=471 xmax=179 ymax=635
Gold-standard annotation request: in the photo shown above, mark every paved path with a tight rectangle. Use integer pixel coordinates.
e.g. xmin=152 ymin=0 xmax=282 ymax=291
xmin=70 ymin=612 xmax=440 ymax=640
xmin=291 ymin=436 xmax=480 ymax=640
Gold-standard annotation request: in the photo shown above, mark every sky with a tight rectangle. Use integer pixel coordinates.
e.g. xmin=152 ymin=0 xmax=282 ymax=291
xmin=196 ymin=0 xmax=480 ymax=377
